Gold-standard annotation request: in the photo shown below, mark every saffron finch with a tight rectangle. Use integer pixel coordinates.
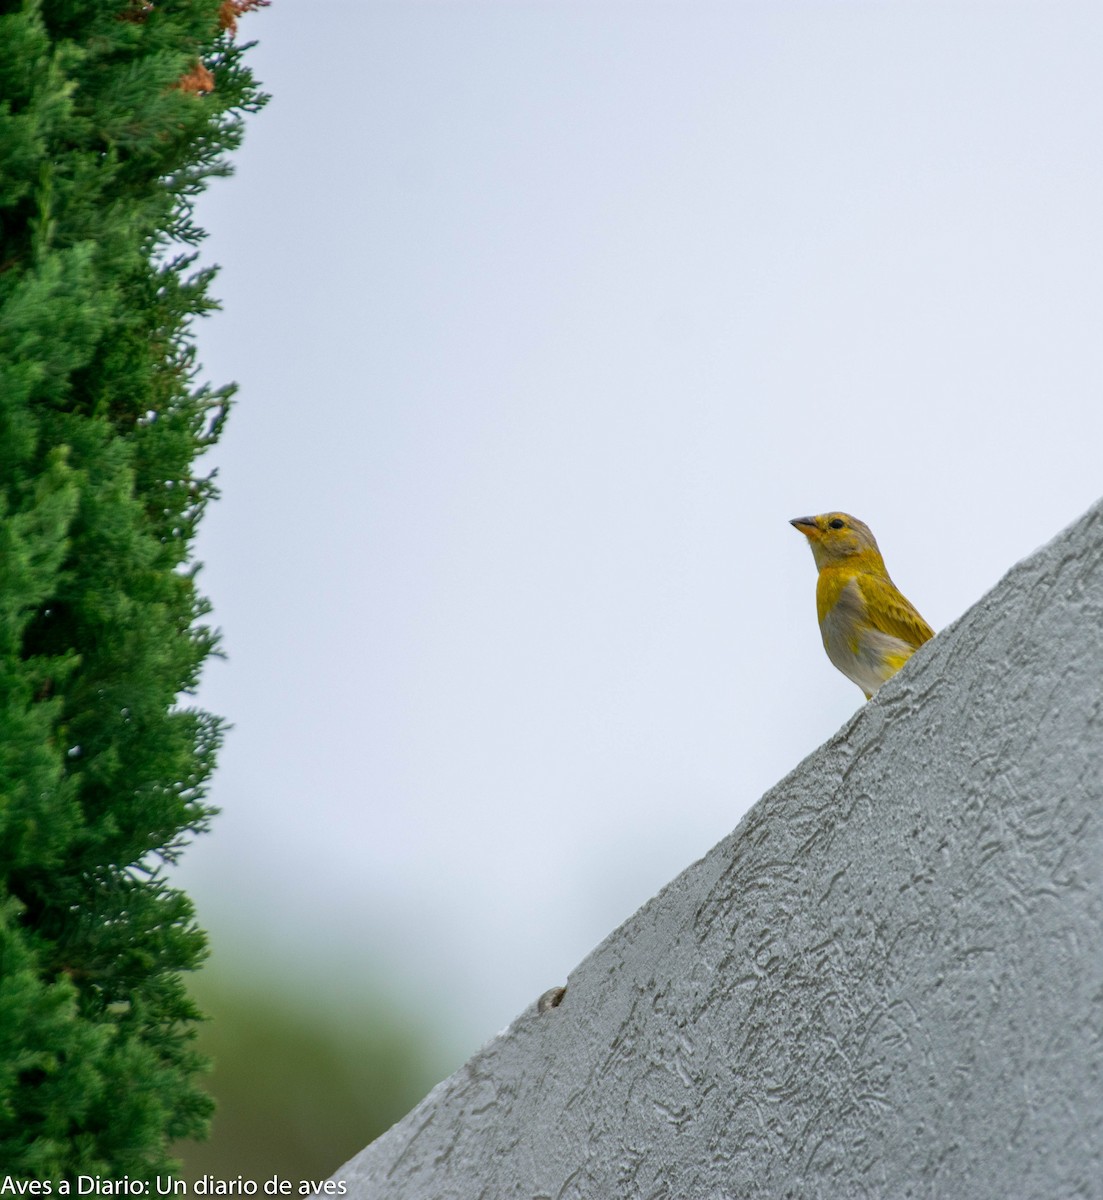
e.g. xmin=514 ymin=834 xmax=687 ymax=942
xmin=791 ymin=512 xmax=934 ymax=699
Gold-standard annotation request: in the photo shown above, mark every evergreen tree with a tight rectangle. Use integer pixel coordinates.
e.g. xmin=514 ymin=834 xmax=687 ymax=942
xmin=0 ymin=0 xmax=265 ymax=1176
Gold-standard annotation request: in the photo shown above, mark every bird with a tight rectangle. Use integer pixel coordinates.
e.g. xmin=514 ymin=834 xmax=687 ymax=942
xmin=790 ymin=512 xmax=934 ymax=699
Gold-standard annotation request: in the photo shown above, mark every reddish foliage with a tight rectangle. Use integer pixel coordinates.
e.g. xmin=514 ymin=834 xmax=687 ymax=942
xmin=122 ymin=0 xmax=270 ymax=37
xmin=176 ymin=61 xmax=216 ymax=94
xmin=124 ymin=0 xmax=269 ymax=94
xmin=218 ymin=0 xmax=271 ymax=36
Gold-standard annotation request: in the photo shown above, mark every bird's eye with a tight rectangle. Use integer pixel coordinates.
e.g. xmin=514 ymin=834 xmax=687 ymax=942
xmin=829 ymin=518 xmax=845 ymax=530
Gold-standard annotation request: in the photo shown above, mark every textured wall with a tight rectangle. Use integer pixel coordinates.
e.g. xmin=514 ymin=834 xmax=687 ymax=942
xmin=337 ymin=500 xmax=1103 ymax=1199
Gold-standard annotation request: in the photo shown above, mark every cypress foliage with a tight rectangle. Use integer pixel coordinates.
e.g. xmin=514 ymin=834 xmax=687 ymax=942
xmin=0 ymin=0 xmax=265 ymax=1176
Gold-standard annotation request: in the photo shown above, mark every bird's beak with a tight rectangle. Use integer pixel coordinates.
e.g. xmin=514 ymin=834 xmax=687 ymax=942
xmin=790 ymin=516 xmax=818 ymax=538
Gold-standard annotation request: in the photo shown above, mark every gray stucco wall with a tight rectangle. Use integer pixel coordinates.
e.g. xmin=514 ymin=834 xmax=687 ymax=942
xmin=337 ymin=500 xmax=1103 ymax=1199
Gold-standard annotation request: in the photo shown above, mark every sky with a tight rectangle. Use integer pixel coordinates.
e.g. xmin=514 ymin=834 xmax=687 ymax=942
xmin=179 ymin=0 xmax=1103 ymax=1077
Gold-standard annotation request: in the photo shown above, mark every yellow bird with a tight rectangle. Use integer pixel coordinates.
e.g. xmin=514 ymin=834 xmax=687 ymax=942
xmin=790 ymin=512 xmax=934 ymax=699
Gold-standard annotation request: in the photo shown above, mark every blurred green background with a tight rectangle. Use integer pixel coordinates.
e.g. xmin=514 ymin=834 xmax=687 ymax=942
xmin=175 ymin=954 xmax=451 ymax=1182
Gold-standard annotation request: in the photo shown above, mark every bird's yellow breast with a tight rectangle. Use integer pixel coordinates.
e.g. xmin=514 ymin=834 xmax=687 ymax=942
xmin=815 ymin=564 xmax=862 ymax=628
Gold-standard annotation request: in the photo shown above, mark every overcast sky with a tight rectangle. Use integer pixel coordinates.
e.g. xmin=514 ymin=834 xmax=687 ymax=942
xmin=181 ymin=0 xmax=1103 ymax=1072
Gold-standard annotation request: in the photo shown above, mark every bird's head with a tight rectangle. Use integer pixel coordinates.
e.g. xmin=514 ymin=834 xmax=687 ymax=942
xmin=790 ymin=512 xmax=884 ymax=572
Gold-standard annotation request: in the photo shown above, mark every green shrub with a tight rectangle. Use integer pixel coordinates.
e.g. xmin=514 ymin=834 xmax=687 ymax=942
xmin=0 ymin=0 xmax=264 ymax=1176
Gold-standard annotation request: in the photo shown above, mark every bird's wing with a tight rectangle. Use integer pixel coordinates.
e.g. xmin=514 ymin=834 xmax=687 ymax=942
xmin=858 ymin=574 xmax=935 ymax=649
